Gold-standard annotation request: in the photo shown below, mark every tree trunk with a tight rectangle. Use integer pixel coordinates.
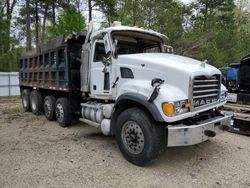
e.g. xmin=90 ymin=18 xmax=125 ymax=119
xmin=88 ymin=0 xmax=92 ymax=22
xmin=26 ymin=0 xmax=32 ymax=51
xmin=5 ymin=0 xmax=10 ymax=52
xmin=5 ymin=0 xmax=16 ymax=52
xmin=76 ymin=0 xmax=81 ymax=30
xmin=52 ymin=0 xmax=55 ymax=24
xmin=41 ymin=3 xmax=48 ymax=43
xmin=35 ymin=1 xmax=39 ymax=48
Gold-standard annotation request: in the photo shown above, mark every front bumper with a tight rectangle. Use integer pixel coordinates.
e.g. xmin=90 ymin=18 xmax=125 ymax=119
xmin=167 ymin=112 xmax=233 ymax=147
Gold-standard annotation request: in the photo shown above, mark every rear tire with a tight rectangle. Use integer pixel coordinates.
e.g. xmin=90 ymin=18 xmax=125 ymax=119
xmin=30 ymin=90 xmax=43 ymax=115
xmin=44 ymin=96 xmax=56 ymax=121
xmin=21 ymin=89 xmax=31 ymax=112
xmin=115 ymin=107 xmax=167 ymax=166
xmin=55 ymin=98 xmax=72 ymax=127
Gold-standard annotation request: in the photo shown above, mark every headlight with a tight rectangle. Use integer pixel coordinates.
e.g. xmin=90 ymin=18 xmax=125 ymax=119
xmin=162 ymin=100 xmax=190 ymax=117
xmin=220 ymin=91 xmax=227 ymax=102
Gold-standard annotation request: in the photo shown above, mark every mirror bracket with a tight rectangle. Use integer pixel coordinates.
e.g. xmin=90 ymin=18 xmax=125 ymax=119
xmin=102 ymin=52 xmax=111 ymax=72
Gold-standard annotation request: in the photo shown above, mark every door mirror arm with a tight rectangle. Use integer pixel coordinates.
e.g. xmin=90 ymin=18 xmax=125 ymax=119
xmin=102 ymin=52 xmax=111 ymax=65
xmin=102 ymin=52 xmax=111 ymax=72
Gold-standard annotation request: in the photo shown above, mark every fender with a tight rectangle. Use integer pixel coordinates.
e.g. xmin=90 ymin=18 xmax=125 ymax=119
xmin=110 ymin=93 xmax=164 ymax=135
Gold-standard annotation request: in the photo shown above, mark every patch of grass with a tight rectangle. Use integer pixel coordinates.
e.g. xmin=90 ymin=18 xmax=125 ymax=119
xmin=0 ymin=96 xmax=21 ymax=104
xmin=2 ymin=107 xmax=24 ymax=114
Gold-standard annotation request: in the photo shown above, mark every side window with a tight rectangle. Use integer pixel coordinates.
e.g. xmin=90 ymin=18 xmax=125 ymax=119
xmin=93 ymin=42 xmax=106 ymax=62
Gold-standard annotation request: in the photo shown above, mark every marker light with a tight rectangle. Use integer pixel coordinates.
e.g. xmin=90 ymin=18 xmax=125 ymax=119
xmin=185 ymin=103 xmax=191 ymax=109
xmin=162 ymin=103 xmax=174 ymax=117
xmin=112 ymin=21 xmax=122 ymax=27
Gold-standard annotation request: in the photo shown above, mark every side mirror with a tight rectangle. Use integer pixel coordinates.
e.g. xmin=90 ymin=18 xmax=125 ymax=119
xmin=103 ymin=33 xmax=112 ymax=55
xmin=164 ymin=45 xmax=174 ymax=54
xmin=113 ymin=39 xmax=118 ymax=58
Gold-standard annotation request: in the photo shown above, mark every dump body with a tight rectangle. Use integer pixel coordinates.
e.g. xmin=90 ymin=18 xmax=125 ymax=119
xmin=19 ymin=33 xmax=86 ymax=112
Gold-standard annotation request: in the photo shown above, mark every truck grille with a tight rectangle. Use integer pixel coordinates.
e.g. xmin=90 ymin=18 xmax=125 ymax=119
xmin=192 ymin=75 xmax=220 ymax=108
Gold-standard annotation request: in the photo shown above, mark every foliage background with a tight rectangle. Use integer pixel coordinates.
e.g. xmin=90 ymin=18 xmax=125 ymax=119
xmin=0 ymin=0 xmax=249 ymax=71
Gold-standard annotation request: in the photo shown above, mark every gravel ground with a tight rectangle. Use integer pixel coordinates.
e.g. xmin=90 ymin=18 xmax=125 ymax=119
xmin=0 ymin=97 xmax=249 ymax=188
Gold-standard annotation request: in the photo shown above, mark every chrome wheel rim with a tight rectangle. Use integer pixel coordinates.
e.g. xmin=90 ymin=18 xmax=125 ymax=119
xmin=121 ymin=121 xmax=145 ymax=154
xmin=56 ymin=103 xmax=64 ymax=122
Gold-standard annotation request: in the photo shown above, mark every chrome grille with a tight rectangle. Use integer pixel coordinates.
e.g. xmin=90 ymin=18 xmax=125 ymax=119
xmin=192 ymin=75 xmax=220 ymax=108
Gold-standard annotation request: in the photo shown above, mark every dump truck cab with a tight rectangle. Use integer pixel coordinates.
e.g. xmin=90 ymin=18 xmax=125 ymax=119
xmin=78 ymin=25 xmax=233 ymax=165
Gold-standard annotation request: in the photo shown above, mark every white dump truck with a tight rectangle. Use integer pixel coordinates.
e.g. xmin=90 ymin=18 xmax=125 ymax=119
xmin=19 ymin=23 xmax=233 ymax=166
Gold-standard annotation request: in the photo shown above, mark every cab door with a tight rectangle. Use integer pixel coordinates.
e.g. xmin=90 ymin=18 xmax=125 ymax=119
xmin=90 ymin=39 xmax=112 ymax=99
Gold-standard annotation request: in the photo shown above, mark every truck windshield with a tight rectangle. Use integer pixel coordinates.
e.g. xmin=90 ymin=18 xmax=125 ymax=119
xmin=112 ymin=31 xmax=163 ymax=55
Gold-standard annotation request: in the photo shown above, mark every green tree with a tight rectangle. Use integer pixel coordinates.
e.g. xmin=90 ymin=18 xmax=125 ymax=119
xmin=96 ymin=0 xmax=117 ymax=24
xmin=147 ymin=0 xmax=186 ymax=45
xmin=176 ymin=0 xmax=238 ymax=67
xmin=0 ymin=0 xmax=20 ymax=71
xmin=233 ymin=0 xmax=250 ymax=60
xmin=48 ymin=6 xmax=87 ymax=38
xmin=107 ymin=0 xmax=185 ymax=41
xmin=115 ymin=0 xmax=145 ymax=27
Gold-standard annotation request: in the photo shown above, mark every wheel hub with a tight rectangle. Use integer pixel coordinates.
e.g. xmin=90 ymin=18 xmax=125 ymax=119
xmin=129 ymin=132 xmax=137 ymax=142
xmin=121 ymin=121 xmax=144 ymax=154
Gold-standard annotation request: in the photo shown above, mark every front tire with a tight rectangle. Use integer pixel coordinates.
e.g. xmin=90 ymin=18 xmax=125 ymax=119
xmin=55 ymin=98 xmax=72 ymax=127
xmin=115 ymin=107 xmax=167 ymax=166
xmin=30 ymin=90 xmax=43 ymax=115
xmin=21 ymin=89 xmax=31 ymax=111
xmin=44 ymin=96 xmax=56 ymax=121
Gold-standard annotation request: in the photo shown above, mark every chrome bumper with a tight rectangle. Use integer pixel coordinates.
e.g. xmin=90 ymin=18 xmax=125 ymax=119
xmin=167 ymin=113 xmax=233 ymax=147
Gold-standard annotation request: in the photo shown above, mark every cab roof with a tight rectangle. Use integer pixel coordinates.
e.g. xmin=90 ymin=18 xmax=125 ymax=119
xmin=90 ymin=26 xmax=168 ymax=41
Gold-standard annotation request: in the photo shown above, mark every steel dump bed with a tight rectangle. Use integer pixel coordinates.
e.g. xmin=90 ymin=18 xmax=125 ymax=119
xmin=19 ymin=33 xmax=86 ymax=92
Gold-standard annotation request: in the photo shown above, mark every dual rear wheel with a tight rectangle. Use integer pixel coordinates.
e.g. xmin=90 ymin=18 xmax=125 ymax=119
xmin=21 ymin=89 xmax=31 ymax=112
xmin=44 ymin=96 xmax=71 ymax=127
xmin=21 ymin=89 xmax=72 ymax=127
xmin=44 ymin=96 xmax=56 ymax=121
xmin=30 ymin=90 xmax=43 ymax=115
xmin=55 ymin=98 xmax=71 ymax=127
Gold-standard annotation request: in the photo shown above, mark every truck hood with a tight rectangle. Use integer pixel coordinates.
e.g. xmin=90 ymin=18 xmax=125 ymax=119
xmin=117 ymin=53 xmax=220 ymax=75
xmin=116 ymin=53 xmax=221 ymax=99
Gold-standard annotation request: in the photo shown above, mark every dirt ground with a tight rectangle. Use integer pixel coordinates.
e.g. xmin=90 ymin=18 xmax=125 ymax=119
xmin=0 ymin=97 xmax=249 ymax=188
